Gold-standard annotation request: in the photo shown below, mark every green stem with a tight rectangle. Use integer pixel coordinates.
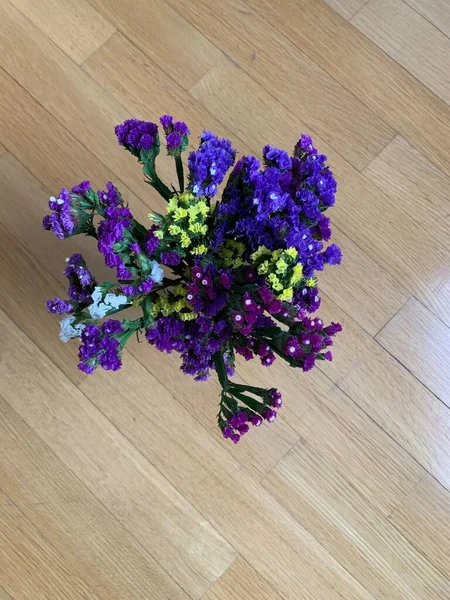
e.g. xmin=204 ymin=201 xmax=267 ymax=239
xmin=213 ymin=352 xmax=230 ymax=391
xmin=175 ymin=155 xmax=185 ymax=193
xmin=143 ymin=159 xmax=172 ymax=201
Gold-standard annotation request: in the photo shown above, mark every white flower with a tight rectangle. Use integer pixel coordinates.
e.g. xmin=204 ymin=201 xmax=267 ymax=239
xmin=89 ymin=286 xmax=128 ymax=319
xmin=150 ymin=260 xmax=164 ymax=284
xmin=59 ymin=316 xmax=85 ymax=342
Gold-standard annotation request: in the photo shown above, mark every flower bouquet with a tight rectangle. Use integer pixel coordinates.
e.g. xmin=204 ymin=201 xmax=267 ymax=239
xmin=43 ymin=115 xmax=342 ymax=443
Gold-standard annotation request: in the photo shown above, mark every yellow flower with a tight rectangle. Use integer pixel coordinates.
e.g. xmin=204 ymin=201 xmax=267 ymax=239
xmin=257 ymin=261 xmax=269 ymax=275
xmin=191 ymin=244 xmax=208 ymax=255
xmin=189 ymin=222 xmax=208 ymax=234
xmin=173 ymin=284 xmax=187 ymax=297
xmin=154 ymin=229 xmax=164 ymax=239
xmin=179 ymin=312 xmax=197 ymax=321
xmin=168 ymin=224 xmax=181 ymax=236
xmin=306 ymin=277 xmax=316 ymax=287
xmin=278 ymin=287 xmax=294 ymax=301
xmin=173 ymin=207 xmax=188 ymax=221
xmin=251 ymin=246 xmax=271 ymax=261
xmin=285 ymin=247 xmax=298 ymax=260
xmin=276 ymin=258 xmax=288 ymax=275
xmin=196 ymin=200 xmax=209 ymax=217
xmin=180 ymin=232 xmax=191 ymax=248
xmin=166 ymin=198 xmax=179 ymax=214
xmin=268 ymin=273 xmax=283 ymax=291
xmin=291 ymin=263 xmax=303 ymax=285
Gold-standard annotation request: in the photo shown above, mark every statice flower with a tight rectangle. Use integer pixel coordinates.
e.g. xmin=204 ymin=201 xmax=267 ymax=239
xmin=44 ymin=115 xmax=342 ymax=444
xmin=42 ymin=183 xmax=96 ymax=239
xmin=115 ymin=118 xmax=159 ymax=155
xmin=78 ymin=320 xmax=125 ymax=374
xmin=159 ymin=114 xmax=190 ymax=156
xmin=188 ymin=131 xmax=236 ymax=197
xmin=88 ymin=287 xmax=129 ymax=319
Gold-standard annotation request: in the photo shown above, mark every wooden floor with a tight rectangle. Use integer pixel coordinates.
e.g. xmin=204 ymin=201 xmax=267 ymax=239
xmin=1 ymin=0 xmax=450 ymax=598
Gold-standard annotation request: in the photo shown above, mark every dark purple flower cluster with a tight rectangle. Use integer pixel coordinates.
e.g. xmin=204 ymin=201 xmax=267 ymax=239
xmin=160 ymin=114 xmax=190 ymax=155
xmin=78 ymin=319 xmax=124 ymax=374
xmin=222 ymin=389 xmax=282 ymax=443
xmin=188 ymin=131 xmax=236 ymax=197
xmin=63 ymin=253 xmax=96 ymax=304
xmin=186 ymin=264 xmax=234 ymax=318
xmin=115 ymin=119 xmax=159 ymax=152
xmin=146 ymin=314 xmax=232 ymax=381
xmin=97 ymin=181 xmax=122 ymax=207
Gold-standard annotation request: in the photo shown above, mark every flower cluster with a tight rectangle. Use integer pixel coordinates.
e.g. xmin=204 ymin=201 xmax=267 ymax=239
xmin=44 ymin=114 xmax=342 ymax=444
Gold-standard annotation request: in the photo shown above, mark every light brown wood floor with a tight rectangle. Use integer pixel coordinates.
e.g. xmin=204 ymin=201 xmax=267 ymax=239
xmin=1 ymin=0 xmax=450 ymax=598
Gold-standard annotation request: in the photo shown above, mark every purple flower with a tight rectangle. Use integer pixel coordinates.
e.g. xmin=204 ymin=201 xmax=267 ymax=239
xmin=263 ymin=145 xmax=291 ymax=171
xmin=250 ymin=414 xmax=263 ymax=427
xmin=284 ymin=337 xmax=302 ymax=359
xmin=46 ymin=298 xmax=73 ymax=314
xmin=98 ymin=182 xmax=121 ymax=207
xmin=101 ymin=319 xmax=124 ymax=335
xmin=145 ymin=226 xmax=160 ymax=256
xmin=263 ymin=408 xmax=277 ymax=422
xmin=188 ymin=131 xmax=236 ymax=197
xmin=270 ymin=390 xmax=283 ymax=408
xmin=115 ymin=119 xmax=159 ymax=153
xmin=138 ymin=278 xmax=155 ymax=293
xmin=161 ymin=251 xmax=181 ymax=265
xmin=302 ymin=354 xmax=316 ymax=372
xmin=167 ymin=132 xmax=182 ymax=150
xmin=323 ymin=243 xmax=342 ymax=265
xmin=43 ymin=187 xmax=90 ymax=239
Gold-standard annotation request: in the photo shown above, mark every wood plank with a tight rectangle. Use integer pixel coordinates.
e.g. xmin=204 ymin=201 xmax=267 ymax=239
xmin=0 ymin=224 xmax=86 ymax=385
xmin=324 ymin=0 xmax=368 ymax=19
xmin=80 ymin=345 xmax=300 ymax=481
xmin=352 ymin=0 xmax=450 ymax=106
xmin=0 ymin=310 xmax=236 ymax=598
xmin=0 ymin=312 xmax=380 ymax=600
xmin=363 ymin=136 xmax=450 ymax=249
xmin=376 ymin=298 xmax=450 ymax=407
xmin=389 ymin=474 xmax=450 ymax=579
xmin=246 ymin=0 xmax=450 ymax=176
xmin=0 ymin=588 xmax=13 ymax=600
xmin=315 ymin=297 xmax=450 ymax=490
xmin=86 ymin=0 xmax=223 ymax=89
xmin=0 ymin=142 xmax=6 ymax=156
xmin=0 ymin=70 xmax=152 ymax=218
xmin=0 ymin=502 xmax=99 ymax=600
xmin=285 ymin=384 xmax=425 ymax=516
xmin=0 ymin=397 xmax=190 ymax=600
xmin=83 ymin=32 xmax=253 ymax=156
xmin=0 ymin=4 xmax=166 ymax=213
xmin=403 ymin=0 xmax=450 ymax=39
xmin=163 ymin=0 xmax=395 ymax=170
xmin=190 ymin=59 xmax=442 ymax=319
xmin=10 ymin=0 xmax=116 ymax=64
xmin=202 ymin=557 xmax=283 ymax=600
xmin=263 ymin=443 xmax=450 ymax=599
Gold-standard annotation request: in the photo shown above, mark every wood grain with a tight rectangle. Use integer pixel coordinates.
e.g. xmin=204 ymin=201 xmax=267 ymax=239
xmin=324 ymin=0 xmax=368 ymax=19
xmin=2 ymin=0 xmax=450 ymax=596
xmin=377 ymin=298 xmax=450 ymax=406
xmin=363 ymin=135 xmax=450 ymax=249
xmin=202 ymin=557 xmax=283 ymax=600
xmin=0 ymin=310 xmax=236 ymax=598
xmin=264 ymin=443 xmax=450 ymax=599
xmin=352 ymin=0 xmax=450 ymax=105
xmin=389 ymin=474 xmax=450 ymax=579
xmin=247 ymin=0 xmax=450 ymax=176
xmin=403 ymin=0 xmax=450 ymax=38
xmin=164 ymin=0 xmax=395 ymax=170
xmin=0 ymin=397 xmax=190 ymax=600
xmin=9 ymin=0 xmax=116 ymax=64
xmin=316 ymin=298 xmax=450 ymax=490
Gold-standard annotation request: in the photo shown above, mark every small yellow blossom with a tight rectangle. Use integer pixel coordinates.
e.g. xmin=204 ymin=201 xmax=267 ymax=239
xmin=285 ymin=247 xmax=298 ymax=259
xmin=291 ymin=263 xmax=303 ymax=285
xmin=278 ymin=287 xmax=294 ymax=301
xmin=191 ymin=244 xmax=208 ymax=255
xmin=276 ymin=258 xmax=288 ymax=275
xmin=306 ymin=277 xmax=316 ymax=287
